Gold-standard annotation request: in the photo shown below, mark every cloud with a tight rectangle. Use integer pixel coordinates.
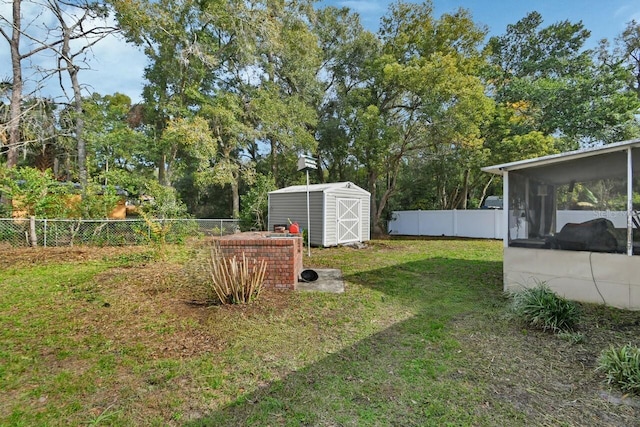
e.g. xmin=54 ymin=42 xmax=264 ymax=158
xmin=77 ymin=32 xmax=147 ymax=103
xmin=613 ymin=2 xmax=640 ymax=24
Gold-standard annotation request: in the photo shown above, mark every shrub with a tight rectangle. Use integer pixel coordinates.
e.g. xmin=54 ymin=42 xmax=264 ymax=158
xmin=239 ymin=174 xmax=276 ymax=231
xmin=598 ymin=344 xmax=640 ymax=394
xmin=205 ymin=243 xmax=267 ymax=305
xmin=0 ymin=167 xmax=71 ymax=217
xmin=511 ymin=283 xmax=580 ymax=333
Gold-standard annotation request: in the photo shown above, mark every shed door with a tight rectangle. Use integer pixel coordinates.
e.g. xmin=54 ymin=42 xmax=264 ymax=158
xmin=337 ymin=198 xmax=361 ymax=243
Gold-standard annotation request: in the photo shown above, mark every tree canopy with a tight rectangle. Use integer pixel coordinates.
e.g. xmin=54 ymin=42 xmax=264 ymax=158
xmin=1 ymin=0 xmax=639 ymax=230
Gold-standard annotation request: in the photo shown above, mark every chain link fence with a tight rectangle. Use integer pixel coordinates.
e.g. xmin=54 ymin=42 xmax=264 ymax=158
xmin=0 ymin=218 xmax=239 ymax=247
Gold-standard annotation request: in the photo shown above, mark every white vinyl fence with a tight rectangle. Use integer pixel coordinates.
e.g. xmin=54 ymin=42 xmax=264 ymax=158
xmin=388 ymin=210 xmax=630 ymax=240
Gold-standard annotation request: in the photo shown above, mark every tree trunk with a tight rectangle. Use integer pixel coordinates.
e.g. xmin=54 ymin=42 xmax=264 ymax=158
xmin=461 ymin=168 xmax=470 ymax=209
xmin=231 ymin=174 xmax=240 ymax=218
xmin=368 ymin=171 xmax=385 ymax=237
xmin=158 ymin=154 xmax=168 ymax=185
xmin=7 ymin=0 xmax=23 ymax=168
xmin=57 ymin=3 xmax=87 ymax=188
xmin=269 ymin=137 xmax=278 ymax=184
xmin=478 ymin=176 xmax=494 ymax=208
xmin=68 ymin=64 xmax=86 ymax=188
xmin=371 ymin=157 xmax=400 ymax=236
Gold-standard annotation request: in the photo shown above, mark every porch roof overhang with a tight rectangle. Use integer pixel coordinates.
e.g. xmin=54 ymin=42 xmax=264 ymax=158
xmin=481 ymin=138 xmax=640 ymax=185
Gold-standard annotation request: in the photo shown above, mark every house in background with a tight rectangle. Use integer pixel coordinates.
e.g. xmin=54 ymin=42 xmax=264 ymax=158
xmin=482 ymin=138 xmax=640 ymax=310
xmin=268 ymin=182 xmax=370 ymax=247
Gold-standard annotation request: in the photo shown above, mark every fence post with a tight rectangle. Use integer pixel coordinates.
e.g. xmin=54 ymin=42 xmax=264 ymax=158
xmin=43 ymin=219 xmax=47 ymax=247
xmin=29 ymin=216 xmax=37 ymax=247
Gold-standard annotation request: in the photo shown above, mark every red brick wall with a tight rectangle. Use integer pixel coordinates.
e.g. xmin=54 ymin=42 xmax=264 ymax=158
xmin=217 ymin=236 xmax=303 ymax=290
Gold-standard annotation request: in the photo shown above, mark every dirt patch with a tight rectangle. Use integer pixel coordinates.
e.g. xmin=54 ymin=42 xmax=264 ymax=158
xmin=0 ymin=245 xmax=152 ymax=268
xmin=1 ymin=245 xmax=294 ymax=363
xmin=73 ymin=256 xmax=295 ymax=360
xmin=450 ymin=305 xmax=640 ymax=426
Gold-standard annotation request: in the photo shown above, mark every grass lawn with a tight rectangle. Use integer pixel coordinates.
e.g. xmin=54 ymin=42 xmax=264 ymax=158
xmin=1 ymin=239 xmax=639 ymax=426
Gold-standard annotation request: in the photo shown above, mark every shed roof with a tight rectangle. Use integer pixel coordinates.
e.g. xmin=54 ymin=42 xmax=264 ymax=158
xmin=269 ymin=181 xmax=370 ymax=195
xmin=482 ymin=138 xmax=640 ymax=185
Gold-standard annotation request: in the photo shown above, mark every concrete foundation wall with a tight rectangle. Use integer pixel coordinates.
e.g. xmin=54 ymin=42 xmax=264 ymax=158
xmin=504 ymin=247 xmax=640 ymax=310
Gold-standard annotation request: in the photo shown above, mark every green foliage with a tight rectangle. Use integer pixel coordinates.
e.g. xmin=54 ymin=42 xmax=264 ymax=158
xmin=140 ymin=181 xmax=189 ymax=219
xmin=486 ymin=11 xmax=640 ymax=146
xmin=84 ymin=93 xmax=151 ymax=180
xmin=510 ymin=283 xmax=581 ymax=333
xmin=598 ymin=344 xmax=640 ymax=394
xmin=0 ymin=166 xmax=72 ymax=218
xmin=78 ymin=182 xmax=123 ymax=219
xmin=6 ymin=0 xmax=640 ymax=224
xmin=0 ymin=166 xmax=137 ymax=220
xmin=239 ymin=174 xmax=276 ymax=231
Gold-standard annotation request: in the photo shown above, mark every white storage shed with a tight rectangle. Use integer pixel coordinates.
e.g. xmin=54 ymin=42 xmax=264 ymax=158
xmin=268 ymin=182 xmax=371 ymax=247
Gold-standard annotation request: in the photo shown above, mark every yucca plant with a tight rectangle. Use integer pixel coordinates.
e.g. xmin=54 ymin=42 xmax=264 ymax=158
xmin=598 ymin=344 xmax=640 ymax=394
xmin=511 ymin=282 xmax=581 ymax=333
xmin=206 ymin=242 xmax=267 ymax=305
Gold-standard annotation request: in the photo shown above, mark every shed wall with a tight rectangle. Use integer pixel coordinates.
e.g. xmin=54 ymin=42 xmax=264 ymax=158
xmin=268 ymin=192 xmax=325 ymax=246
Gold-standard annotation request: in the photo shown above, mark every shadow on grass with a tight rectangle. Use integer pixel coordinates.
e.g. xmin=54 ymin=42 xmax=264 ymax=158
xmin=345 ymin=256 xmax=503 ymax=302
xmin=186 ymin=256 xmax=510 ymax=426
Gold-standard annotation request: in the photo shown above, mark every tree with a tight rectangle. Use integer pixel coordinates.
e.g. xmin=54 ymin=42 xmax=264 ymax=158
xmin=486 ymin=11 xmax=640 ymax=147
xmin=617 ymin=20 xmax=640 ymax=98
xmin=159 ymin=116 xmax=216 ymax=186
xmin=240 ymin=0 xmax=321 ymax=185
xmin=239 ymin=173 xmax=276 ymax=230
xmin=313 ymin=6 xmax=378 ymax=183
xmin=82 ymin=92 xmax=153 ymax=193
xmin=343 ymin=1 xmax=491 ymax=231
xmin=0 ymin=0 xmax=116 ymax=177
xmin=48 ymin=0 xmax=117 ymax=189
xmin=198 ymin=92 xmax=255 ymax=218
xmin=113 ymin=0 xmax=226 ymax=186
xmin=1 ymin=0 xmax=44 ymax=167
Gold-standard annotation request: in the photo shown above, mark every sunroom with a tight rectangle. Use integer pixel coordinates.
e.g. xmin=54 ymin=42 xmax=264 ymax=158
xmin=482 ymin=139 xmax=640 ymax=310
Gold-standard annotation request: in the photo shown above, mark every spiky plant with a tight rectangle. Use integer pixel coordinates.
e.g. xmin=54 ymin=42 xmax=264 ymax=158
xmin=206 ymin=242 xmax=267 ymax=305
xmin=598 ymin=344 xmax=640 ymax=395
xmin=511 ymin=282 xmax=581 ymax=333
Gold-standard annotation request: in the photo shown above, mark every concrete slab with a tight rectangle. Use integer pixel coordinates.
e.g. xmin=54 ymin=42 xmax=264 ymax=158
xmin=296 ymin=268 xmax=345 ymax=293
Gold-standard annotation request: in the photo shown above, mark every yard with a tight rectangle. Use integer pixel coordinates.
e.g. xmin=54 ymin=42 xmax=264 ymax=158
xmin=1 ymin=238 xmax=639 ymax=426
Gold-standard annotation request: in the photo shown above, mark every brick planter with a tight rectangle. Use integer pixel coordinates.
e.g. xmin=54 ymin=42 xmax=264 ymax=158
xmin=216 ymin=232 xmax=303 ymax=290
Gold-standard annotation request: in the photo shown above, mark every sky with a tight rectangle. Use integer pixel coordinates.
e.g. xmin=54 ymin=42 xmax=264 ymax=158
xmin=1 ymin=0 xmax=639 ymax=105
